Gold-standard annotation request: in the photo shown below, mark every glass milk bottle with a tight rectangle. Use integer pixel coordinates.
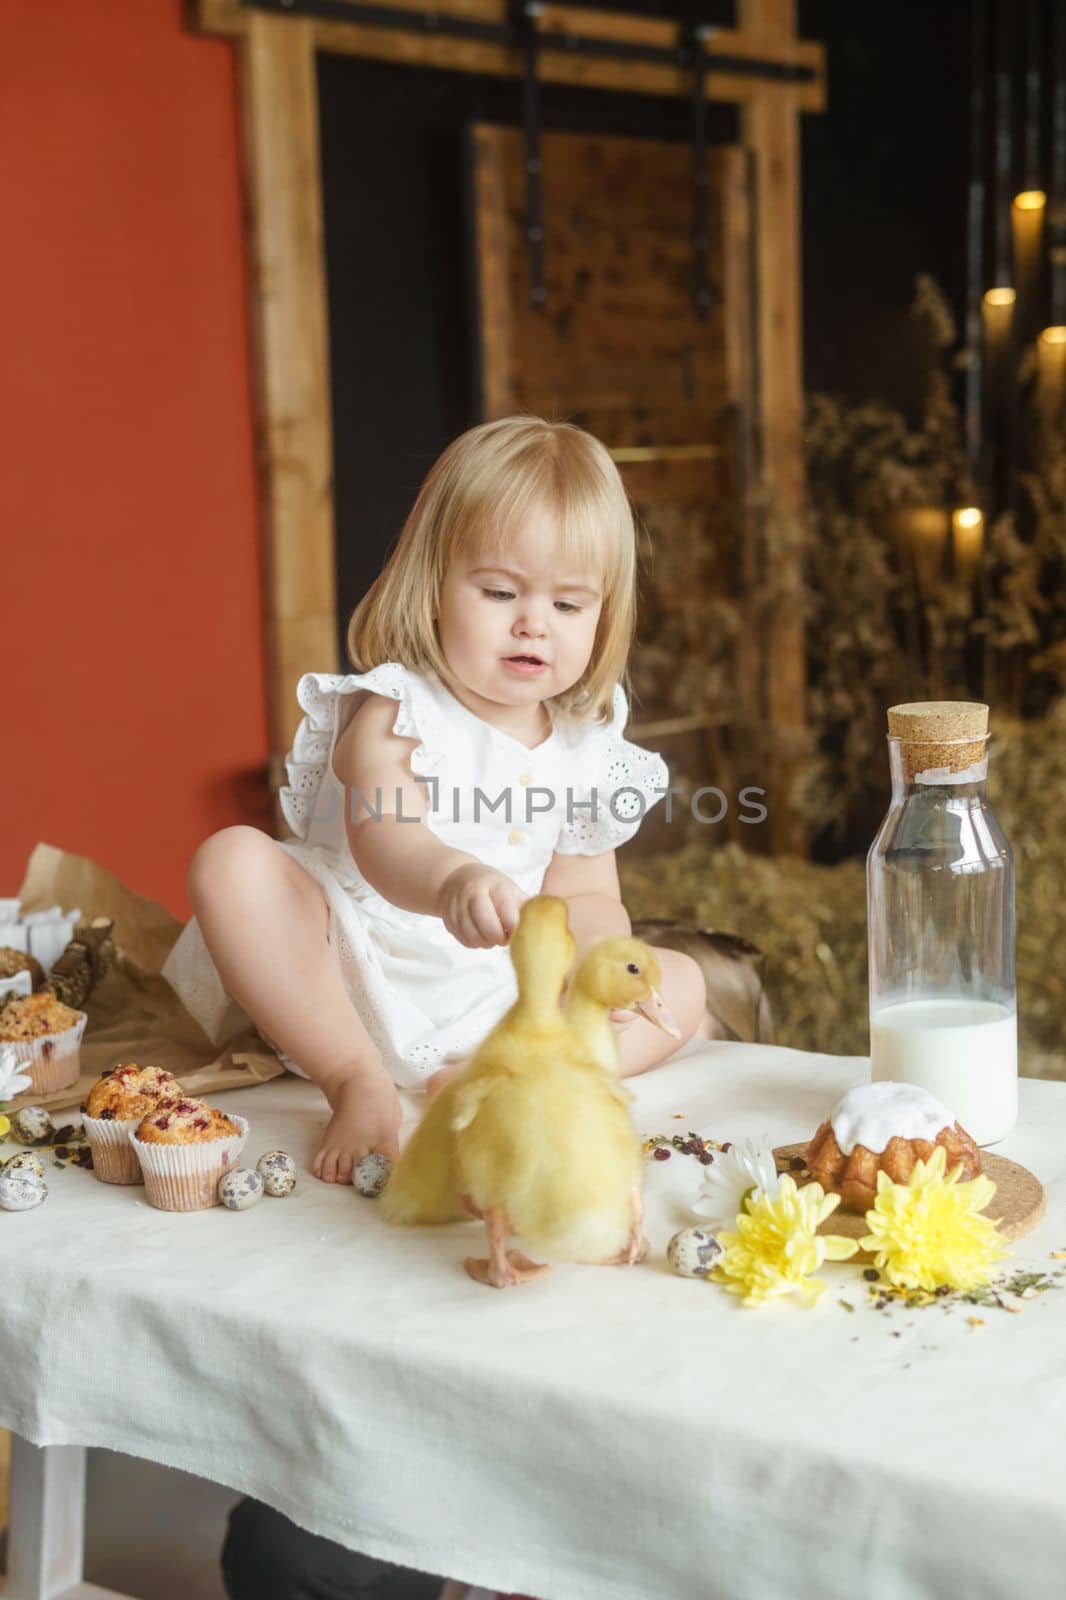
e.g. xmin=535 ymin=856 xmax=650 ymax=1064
xmin=866 ymin=701 xmax=1017 ymax=1144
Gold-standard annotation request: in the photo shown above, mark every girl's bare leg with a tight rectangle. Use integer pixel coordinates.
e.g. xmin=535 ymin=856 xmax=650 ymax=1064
xmin=615 ymin=948 xmax=707 ymax=1079
xmin=186 ymin=825 xmax=390 ymax=1184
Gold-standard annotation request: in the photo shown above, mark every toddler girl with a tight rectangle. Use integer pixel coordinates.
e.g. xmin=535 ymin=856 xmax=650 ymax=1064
xmin=163 ymin=416 xmax=708 ymax=1184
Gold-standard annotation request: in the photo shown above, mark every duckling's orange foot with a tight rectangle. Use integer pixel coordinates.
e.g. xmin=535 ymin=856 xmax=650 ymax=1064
xmin=602 ymin=1232 xmax=649 ymax=1266
xmin=464 ymin=1252 xmax=552 ymax=1289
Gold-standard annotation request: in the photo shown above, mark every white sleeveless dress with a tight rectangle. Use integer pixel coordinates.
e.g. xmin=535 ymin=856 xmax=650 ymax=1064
xmin=162 ymin=663 xmax=668 ymax=1089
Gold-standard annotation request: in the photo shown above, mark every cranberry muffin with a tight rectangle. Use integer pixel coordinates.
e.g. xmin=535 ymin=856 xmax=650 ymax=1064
xmin=136 ymin=1097 xmax=240 ymax=1143
xmin=0 ymin=992 xmax=87 ymax=1094
xmin=80 ymin=1064 xmax=185 ymax=1185
xmin=130 ymin=1096 xmax=248 ymax=1212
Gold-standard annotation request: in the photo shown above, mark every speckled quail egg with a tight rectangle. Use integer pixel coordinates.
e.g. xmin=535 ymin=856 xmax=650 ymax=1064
xmin=256 ymin=1150 xmax=297 ymax=1197
xmin=0 ymin=1170 xmax=47 ymax=1211
xmin=5 ymin=1150 xmax=47 ymax=1180
xmin=352 ymin=1152 xmax=391 ymax=1198
xmin=218 ymin=1167 xmax=265 ymax=1211
xmin=12 ymin=1106 xmax=54 ymax=1144
xmin=666 ymin=1227 xmax=723 ymax=1278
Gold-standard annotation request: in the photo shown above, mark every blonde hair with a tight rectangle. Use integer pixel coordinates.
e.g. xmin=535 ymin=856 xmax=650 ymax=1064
xmin=347 ymin=415 xmax=637 ymax=725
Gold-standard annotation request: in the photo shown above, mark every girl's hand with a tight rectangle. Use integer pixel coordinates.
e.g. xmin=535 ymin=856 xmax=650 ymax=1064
xmin=312 ymin=1069 xmax=402 ymax=1184
xmin=437 ymin=863 xmax=527 ymax=949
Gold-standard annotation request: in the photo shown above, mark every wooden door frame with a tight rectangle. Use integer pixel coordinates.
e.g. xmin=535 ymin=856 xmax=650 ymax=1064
xmin=193 ymin=0 xmax=824 ymax=851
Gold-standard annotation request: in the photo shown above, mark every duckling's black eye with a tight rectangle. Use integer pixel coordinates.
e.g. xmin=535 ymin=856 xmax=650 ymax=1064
xmin=626 ymin=962 xmax=640 ymax=974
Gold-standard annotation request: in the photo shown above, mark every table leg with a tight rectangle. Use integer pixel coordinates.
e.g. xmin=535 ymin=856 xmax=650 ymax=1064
xmin=7 ymin=1435 xmax=134 ymax=1600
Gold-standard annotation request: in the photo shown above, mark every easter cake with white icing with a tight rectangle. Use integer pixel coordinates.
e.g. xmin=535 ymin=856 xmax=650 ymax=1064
xmin=806 ymin=1080 xmax=982 ymax=1212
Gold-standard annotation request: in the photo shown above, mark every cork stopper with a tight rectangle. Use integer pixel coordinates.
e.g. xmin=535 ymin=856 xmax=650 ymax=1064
xmin=886 ymin=701 xmax=989 ymax=783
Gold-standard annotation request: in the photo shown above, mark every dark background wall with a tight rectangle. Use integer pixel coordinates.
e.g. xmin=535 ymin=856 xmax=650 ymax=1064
xmin=800 ymin=0 xmax=970 ymax=411
xmin=318 ymin=1 xmax=973 ymax=651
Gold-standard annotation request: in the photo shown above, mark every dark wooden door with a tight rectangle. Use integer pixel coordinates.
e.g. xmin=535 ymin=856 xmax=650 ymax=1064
xmin=470 ymin=127 xmax=778 ymax=853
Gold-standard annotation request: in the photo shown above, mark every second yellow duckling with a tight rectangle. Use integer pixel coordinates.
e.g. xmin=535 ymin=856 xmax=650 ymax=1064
xmin=563 ymin=934 xmax=681 ymax=1074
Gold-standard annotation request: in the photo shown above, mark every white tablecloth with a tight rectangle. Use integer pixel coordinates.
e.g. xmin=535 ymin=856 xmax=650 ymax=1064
xmin=2 ymin=1041 xmax=1065 ymax=1600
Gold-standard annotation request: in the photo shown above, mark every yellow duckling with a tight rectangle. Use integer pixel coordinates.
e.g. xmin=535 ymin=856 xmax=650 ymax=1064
xmin=563 ymin=935 xmax=681 ymax=1074
xmin=380 ymin=896 xmax=680 ymax=1289
xmin=377 ymin=894 xmax=577 ymax=1234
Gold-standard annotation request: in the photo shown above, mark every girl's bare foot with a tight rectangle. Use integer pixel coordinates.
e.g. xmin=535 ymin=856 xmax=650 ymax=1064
xmin=311 ymin=1063 xmax=402 ymax=1184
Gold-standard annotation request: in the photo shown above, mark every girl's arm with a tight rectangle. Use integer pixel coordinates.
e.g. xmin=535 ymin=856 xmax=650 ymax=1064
xmin=336 ymin=695 xmax=525 ymax=944
xmin=539 ymin=847 xmax=631 ymax=958
xmin=334 ymin=694 xmax=478 ymax=914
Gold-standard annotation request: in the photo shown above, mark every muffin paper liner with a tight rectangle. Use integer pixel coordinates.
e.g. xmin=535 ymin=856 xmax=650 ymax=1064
xmin=128 ymin=1115 xmax=249 ymax=1212
xmin=80 ymin=1112 xmax=145 ymax=1185
xmin=2 ymin=1013 xmax=87 ymax=1094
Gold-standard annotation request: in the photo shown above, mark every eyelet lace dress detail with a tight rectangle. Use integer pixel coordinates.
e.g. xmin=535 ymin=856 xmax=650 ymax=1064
xmin=554 ymin=685 xmax=669 ymax=854
xmin=163 ymin=665 xmax=668 ymax=1088
xmin=280 ymin=664 xmax=446 ymax=846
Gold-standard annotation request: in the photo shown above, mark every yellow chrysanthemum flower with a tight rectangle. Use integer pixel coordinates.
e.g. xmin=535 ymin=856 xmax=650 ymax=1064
xmin=0 ymin=1114 xmax=9 ymax=1138
xmin=712 ymin=1174 xmax=860 ymax=1307
xmin=859 ymin=1146 xmax=1007 ymax=1293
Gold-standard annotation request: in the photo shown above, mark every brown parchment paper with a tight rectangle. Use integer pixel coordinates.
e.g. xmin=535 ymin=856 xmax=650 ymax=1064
xmin=9 ymin=843 xmax=285 ymax=1112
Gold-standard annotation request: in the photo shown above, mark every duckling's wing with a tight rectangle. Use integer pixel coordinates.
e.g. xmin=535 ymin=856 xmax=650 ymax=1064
xmin=449 ymin=1073 xmax=505 ymax=1134
xmin=598 ymin=1072 xmax=635 ymax=1110
xmin=377 ymin=1083 xmax=467 ymax=1226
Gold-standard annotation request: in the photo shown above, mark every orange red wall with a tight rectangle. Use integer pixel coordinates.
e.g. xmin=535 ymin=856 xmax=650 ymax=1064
xmin=3 ymin=2 xmax=267 ymax=921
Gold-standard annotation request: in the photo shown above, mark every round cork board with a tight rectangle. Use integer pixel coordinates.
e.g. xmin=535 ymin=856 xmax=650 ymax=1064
xmin=772 ymin=1143 xmax=1046 ymax=1245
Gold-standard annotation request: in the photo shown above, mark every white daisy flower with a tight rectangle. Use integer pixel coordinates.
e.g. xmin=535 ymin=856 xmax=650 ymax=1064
xmin=0 ymin=1045 xmax=32 ymax=1103
xmin=691 ymin=1137 xmax=782 ymax=1229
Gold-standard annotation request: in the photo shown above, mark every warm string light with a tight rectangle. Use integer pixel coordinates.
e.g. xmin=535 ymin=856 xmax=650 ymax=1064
xmin=1037 ymin=324 xmax=1066 ymax=414
xmin=981 ymin=287 xmax=1017 ymax=399
xmin=1012 ymin=191 xmax=1047 ymax=342
xmin=890 ymin=508 xmax=986 ymax=597
xmin=893 ymin=508 xmax=949 ymax=599
xmin=952 ymin=507 xmax=986 ymax=583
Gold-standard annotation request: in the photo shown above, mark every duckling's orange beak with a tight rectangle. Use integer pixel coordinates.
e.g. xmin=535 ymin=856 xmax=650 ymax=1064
xmin=634 ymin=987 xmax=682 ymax=1038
